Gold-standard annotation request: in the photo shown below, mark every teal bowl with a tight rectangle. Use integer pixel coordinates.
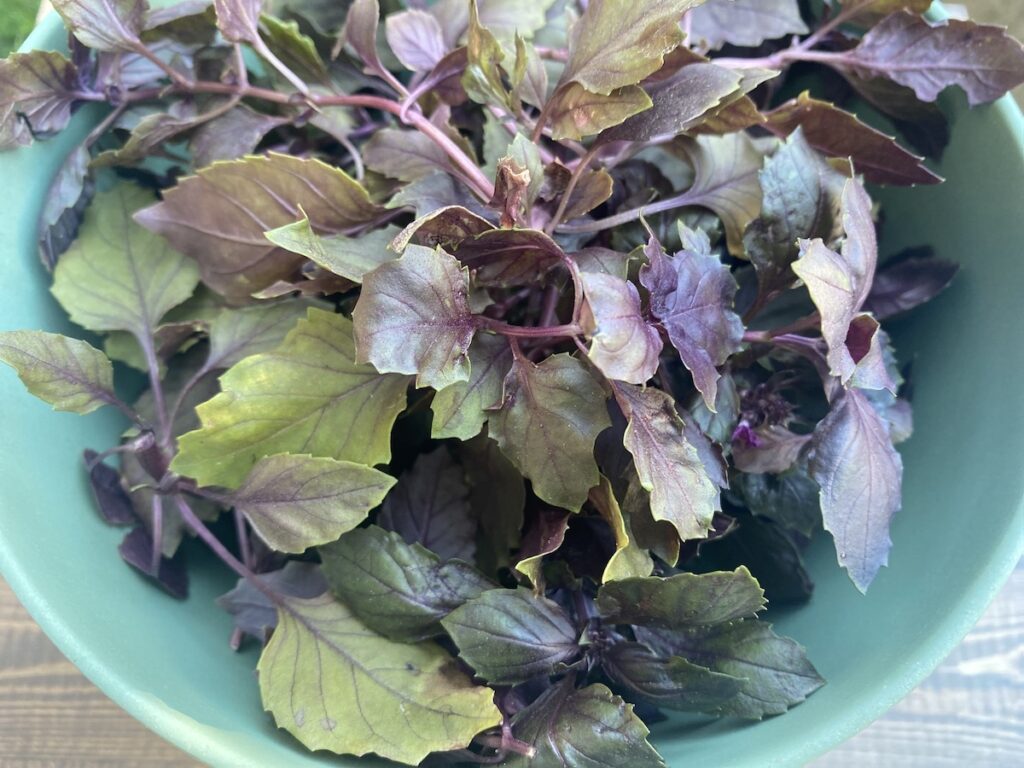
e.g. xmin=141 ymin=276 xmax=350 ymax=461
xmin=1 ymin=11 xmax=1023 ymax=768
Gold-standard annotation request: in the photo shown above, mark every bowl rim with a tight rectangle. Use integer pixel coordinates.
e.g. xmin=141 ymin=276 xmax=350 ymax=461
xmin=3 ymin=9 xmax=1024 ymax=768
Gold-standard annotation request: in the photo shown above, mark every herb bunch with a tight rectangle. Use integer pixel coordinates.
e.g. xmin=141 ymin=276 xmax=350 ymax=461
xmin=1 ymin=0 xmax=1022 ymax=764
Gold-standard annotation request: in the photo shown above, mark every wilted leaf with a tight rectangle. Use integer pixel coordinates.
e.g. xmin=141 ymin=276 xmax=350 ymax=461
xmin=809 ymin=388 xmax=903 ymax=592
xmin=690 ymin=0 xmax=808 ymax=51
xmin=590 ymin=476 xmax=654 ymax=582
xmin=320 ymin=526 xmax=492 ymax=642
xmin=641 ymin=233 xmax=743 ymax=410
xmin=353 ymin=245 xmax=475 ymax=390
xmin=227 ymin=454 xmax=395 ymax=553
xmin=258 ymin=593 xmax=501 ymax=763
xmin=442 ymin=588 xmax=579 ymax=684
xmin=391 ymin=205 xmax=493 ymax=252
xmin=506 ymin=680 xmax=666 ymax=768
xmin=431 ymin=333 xmax=513 ymax=440
xmin=0 ymin=51 xmax=79 ymax=149
xmin=0 ymin=331 xmax=117 ymax=415
xmin=378 ymin=447 xmax=477 ymax=562
xmin=580 ymin=273 xmax=662 ymax=385
xmin=462 ymin=0 xmax=510 ymax=108
xmin=134 ymin=153 xmax=384 ymax=301
xmin=172 ymin=310 xmax=409 ymax=488
xmin=490 ymin=354 xmax=610 ymax=511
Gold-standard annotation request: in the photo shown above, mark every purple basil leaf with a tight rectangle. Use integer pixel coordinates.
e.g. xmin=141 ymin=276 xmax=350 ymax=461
xmin=378 ymin=446 xmax=477 ymax=562
xmin=0 ymin=51 xmax=80 ymax=150
xmin=83 ymin=450 xmax=138 ymax=526
xmin=641 ymin=231 xmax=744 ymax=410
xmin=864 ymin=251 xmax=959 ymax=320
xmin=385 ymin=10 xmax=448 ymax=72
xmin=217 ymin=561 xmax=327 ymax=641
xmin=52 ymin=0 xmax=146 ymax=51
xmin=690 ymin=0 xmax=808 ymax=51
xmin=580 ymin=272 xmax=663 ymax=385
xmin=809 ymin=389 xmax=903 ymax=592
xmin=119 ymin=525 xmax=189 ymax=599
xmin=733 ymin=469 xmax=821 ymax=539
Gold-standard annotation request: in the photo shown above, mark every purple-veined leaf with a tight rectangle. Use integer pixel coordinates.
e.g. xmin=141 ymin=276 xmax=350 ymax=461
xmin=613 ymin=383 xmax=719 ymax=541
xmin=580 ymin=272 xmax=662 ymax=385
xmin=840 ymin=12 xmax=1024 ymax=106
xmin=226 ymin=453 xmax=396 ymax=553
xmin=390 ymin=204 xmax=494 ymax=252
xmin=385 ymin=10 xmax=448 ymax=72
xmin=431 ymin=333 xmax=513 ymax=440
xmin=213 ymin=0 xmax=261 ymax=43
xmin=134 ymin=153 xmax=384 ymax=302
xmin=353 ymin=244 xmax=475 ymax=390
xmin=0 ymin=51 xmax=79 ymax=150
xmin=490 ymin=354 xmax=610 ymax=512
xmin=52 ymin=0 xmax=145 ymax=50
xmin=189 ymin=105 xmax=288 ymax=167
xmin=204 ymin=300 xmax=315 ymax=371
xmin=363 ymin=127 xmax=456 ymax=182
xmin=765 ymin=93 xmax=940 ymax=186
xmin=640 ymin=233 xmax=744 ymax=410
xmin=732 ymin=425 xmax=811 ymax=475
xmin=217 ymin=561 xmax=327 ymax=642
xmin=378 ymin=447 xmax=477 ymax=562
xmin=691 ymin=0 xmax=808 ymax=51
xmin=809 ymin=388 xmax=903 ymax=592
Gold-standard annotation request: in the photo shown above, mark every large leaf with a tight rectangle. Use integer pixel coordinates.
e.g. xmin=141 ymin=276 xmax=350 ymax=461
xmin=637 ymin=620 xmax=824 ymax=718
xmin=676 ymin=133 xmax=764 ymax=255
xmin=377 ymin=447 xmax=477 ymax=562
xmin=52 ymin=0 xmax=145 ymax=50
xmin=613 ymin=384 xmax=718 ymax=541
xmin=172 ymin=310 xmax=409 ymax=488
xmin=226 ymin=454 xmax=395 ymax=553
xmin=134 ymin=153 xmax=384 ymax=301
xmin=51 ymin=185 xmax=199 ymax=342
xmin=809 ymin=389 xmax=903 ymax=592
xmin=353 ymin=245 xmax=475 ymax=390
xmin=204 ymin=300 xmax=313 ymax=371
xmin=765 ymin=94 xmax=939 ymax=186
xmin=690 ymin=0 xmax=807 ymax=51
xmin=745 ymin=128 xmax=847 ymax=298
xmin=596 ymin=567 xmax=765 ymax=628
xmin=490 ymin=354 xmax=610 ymax=511
xmin=265 ymin=217 xmax=401 ymax=284
xmin=598 ymin=62 xmax=742 ymax=144
xmin=557 ymin=0 xmax=704 ymax=95
xmin=580 ymin=273 xmax=662 ymax=385
xmin=841 ymin=12 xmax=1024 ymax=106
xmin=0 ymin=331 xmax=116 ymax=415
xmin=505 ymin=680 xmax=666 ymax=768
xmin=431 ymin=333 xmax=513 ymax=440
xmin=258 ymin=593 xmax=501 ymax=763
xmin=602 ymin=641 xmax=742 ymax=712
xmin=320 ymin=526 xmax=492 ymax=642
xmin=640 ymin=233 xmax=743 ymax=410
xmin=0 ymin=51 xmax=79 ymax=149
xmin=441 ymin=588 xmax=579 ymax=684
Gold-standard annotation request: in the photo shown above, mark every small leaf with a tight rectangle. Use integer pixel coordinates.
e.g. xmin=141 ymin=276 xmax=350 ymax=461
xmin=226 ymin=454 xmax=395 ymax=553
xmin=52 ymin=0 xmax=145 ymax=50
xmin=391 ymin=205 xmax=493 ymax=253
xmin=0 ymin=51 xmax=79 ymax=149
xmin=637 ymin=620 xmax=824 ymax=718
xmin=353 ymin=245 xmax=475 ymax=390
xmin=462 ymin=0 xmax=511 ymax=108
xmin=172 ymin=310 xmax=409 ymax=489
xmin=258 ymin=15 xmax=329 ymax=84
xmin=320 ymin=526 xmax=492 ymax=642
xmin=0 ymin=331 xmax=117 ymax=415
xmin=791 ymin=179 xmax=879 ymax=386
xmin=363 ymin=128 xmax=455 ymax=182
xmin=52 ymin=185 xmax=199 ymax=342
xmin=614 ymin=384 xmax=719 ymax=541
xmin=213 ymin=0 xmax=261 ymax=43
xmin=441 ymin=588 xmax=579 ymax=684
xmin=575 ymin=247 xmax=631 ymax=279
xmin=217 ymin=561 xmax=327 ymax=642
xmin=385 ymin=10 xmax=447 ymax=72
xmin=515 ymin=506 xmax=571 ymax=586
xmin=265 ymin=217 xmax=401 ymax=284
xmin=733 ymin=468 xmax=821 ymax=538
xmin=505 ymin=680 xmax=666 ymax=768
xmin=431 ymin=333 xmax=513 ymax=440
xmin=690 ymin=0 xmax=808 ymax=50
xmin=596 ymin=567 xmax=765 ymax=628
xmin=864 ymin=251 xmax=958 ymax=320
xmin=134 ymin=153 xmax=384 ymax=302
xmin=189 ymin=105 xmax=287 ymax=167
xmin=547 ymin=83 xmax=653 ymax=142
xmin=641 ymin=233 xmax=743 ymax=411
xmin=490 ymin=354 xmax=610 ymax=511
xmin=511 ymin=35 xmax=548 ymax=108
xmin=602 ymin=641 xmax=742 ymax=712
xmin=590 ymin=477 xmax=654 ymax=582
xmin=841 ymin=12 xmax=1024 ymax=106
xmin=765 ymin=93 xmax=940 ymax=186
xmin=558 ymin=0 xmax=704 ymax=95
xmin=809 ymin=389 xmax=903 ymax=592
xmin=378 ymin=447 xmax=477 ymax=562
xmin=118 ymin=525 xmax=188 ymax=599
xmin=83 ymin=450 xmax=137 ymax=525
xmin=580 ymin=273 xmax=662 ymax=385
xmin=732 ymin=425 xmax=811 ymax=475
xmin=258 ymin=593 xmax=501 ymax=763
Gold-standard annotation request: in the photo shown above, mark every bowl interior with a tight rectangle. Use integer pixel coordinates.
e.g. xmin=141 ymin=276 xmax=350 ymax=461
xmin=2 ymin=14 xmax=1023 ymax=768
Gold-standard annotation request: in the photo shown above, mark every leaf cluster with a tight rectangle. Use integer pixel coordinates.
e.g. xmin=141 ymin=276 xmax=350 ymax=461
xmin=1 ymin=0 xmax=1018 ymax=763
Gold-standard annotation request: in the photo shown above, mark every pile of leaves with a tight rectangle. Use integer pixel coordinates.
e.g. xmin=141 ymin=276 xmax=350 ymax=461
xmin=1 ymin=0 xmax=1022 ymax=764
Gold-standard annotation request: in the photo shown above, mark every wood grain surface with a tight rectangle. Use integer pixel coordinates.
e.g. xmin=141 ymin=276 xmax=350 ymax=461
xmin=0 ymin=1 xmax=1021 ymax=766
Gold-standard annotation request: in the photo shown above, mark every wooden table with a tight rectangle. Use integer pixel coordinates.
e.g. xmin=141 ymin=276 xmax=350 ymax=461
xmin=2 ymin=1 xmax=1022 ymax=765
